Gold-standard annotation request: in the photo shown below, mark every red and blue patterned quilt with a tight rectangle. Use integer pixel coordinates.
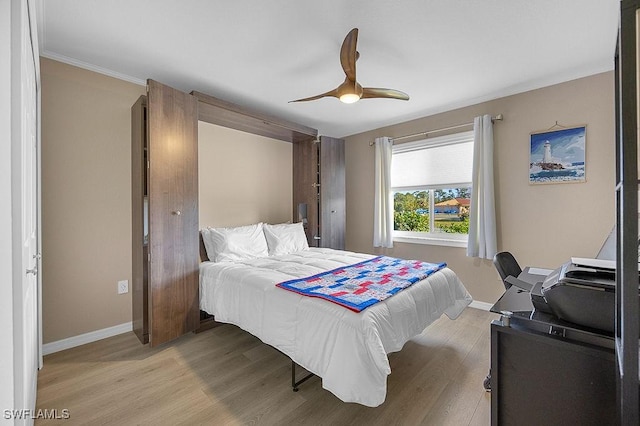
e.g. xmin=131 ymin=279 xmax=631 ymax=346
xmin=276 ymin=256 xmax=446 ymax=312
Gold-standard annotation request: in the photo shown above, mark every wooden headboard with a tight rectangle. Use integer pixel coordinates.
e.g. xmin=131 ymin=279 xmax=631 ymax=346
xmin=199 ymin=232 xmax=209 ymax=262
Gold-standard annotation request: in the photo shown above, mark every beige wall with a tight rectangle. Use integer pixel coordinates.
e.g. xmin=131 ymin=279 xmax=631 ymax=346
xmin=345 ymin=72 xmax=615 ymax=305
xmin=198 ymin=122 xmax=292 ymax=228
xmin=41 ymin=58 xmax=146 ymax=343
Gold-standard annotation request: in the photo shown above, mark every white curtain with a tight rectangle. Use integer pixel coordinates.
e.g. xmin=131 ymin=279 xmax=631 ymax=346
xmin=373 ymin=137 xmax=394 ymax=248
xmin=467 ymin=115 xmax=497 ymax=259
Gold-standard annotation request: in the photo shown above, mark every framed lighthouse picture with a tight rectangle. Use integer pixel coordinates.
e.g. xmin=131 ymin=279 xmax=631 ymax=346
xmin=529 ymin=124 xmax=586 ymax=184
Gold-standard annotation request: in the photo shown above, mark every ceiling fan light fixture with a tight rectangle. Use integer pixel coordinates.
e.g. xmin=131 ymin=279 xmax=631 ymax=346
xmin=289 ymin=28 xmax=410 ymax=104
xmin=337 ymin=78 xmax=363 ymax=104
xmin=339 ymin=93 xmax=361 ymax=104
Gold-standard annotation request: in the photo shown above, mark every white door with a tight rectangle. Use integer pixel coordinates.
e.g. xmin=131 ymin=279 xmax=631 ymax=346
xmin=16 ymin=0 xmax=41 ymax=418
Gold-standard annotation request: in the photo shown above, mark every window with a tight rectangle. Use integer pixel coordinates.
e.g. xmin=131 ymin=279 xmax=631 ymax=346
xmin=391 ymin=131 xmax=474 ymax=247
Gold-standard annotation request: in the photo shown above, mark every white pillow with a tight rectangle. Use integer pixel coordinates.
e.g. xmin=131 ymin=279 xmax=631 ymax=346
xmin=263 ymin=222 xmax=309 ymax=256
xmin=201 ymin=223 xmax=269 ymax=263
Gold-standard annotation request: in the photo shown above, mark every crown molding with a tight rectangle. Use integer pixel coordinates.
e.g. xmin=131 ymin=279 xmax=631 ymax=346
xmin=40 ymin=50 xmax=146 ymax=86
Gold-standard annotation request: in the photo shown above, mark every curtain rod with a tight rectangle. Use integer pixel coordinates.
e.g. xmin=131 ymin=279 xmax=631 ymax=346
xmin=369 ymin=114 xmax=503 ymax=146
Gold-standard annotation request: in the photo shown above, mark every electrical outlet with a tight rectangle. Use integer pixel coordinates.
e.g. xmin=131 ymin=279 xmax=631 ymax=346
xmin=117 ymin=280 xmax=129 ymax=294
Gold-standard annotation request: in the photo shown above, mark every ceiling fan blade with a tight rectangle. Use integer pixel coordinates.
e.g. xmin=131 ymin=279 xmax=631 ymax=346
xmin=362 ymin=87 xmax=410 ymax=101
xmin=289 ymin=88 xmax=339 ymax=103
xmin=340 ymin=28 xmax=359 ymax=82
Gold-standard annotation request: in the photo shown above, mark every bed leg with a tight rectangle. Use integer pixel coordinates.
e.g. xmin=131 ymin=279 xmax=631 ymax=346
xmin=291 ymin=360 xmax=299 ymax=392
xmin=291 ymin=360 xmax=314 ymax=392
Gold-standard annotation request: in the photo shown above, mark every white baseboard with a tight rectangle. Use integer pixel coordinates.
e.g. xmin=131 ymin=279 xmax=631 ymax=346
xmin=469 ymin=300 xmax=493 ymax=311
xmin=42 ymin=322 xmax=132 ymax=356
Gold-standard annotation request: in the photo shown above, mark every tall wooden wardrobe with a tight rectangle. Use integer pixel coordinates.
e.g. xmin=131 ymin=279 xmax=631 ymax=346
xmin=132 ymin=82 xmax=345 ymax=346
xmin=293 ymin=136 xmax=346 ymax=250
xmin=131 ymin=80 xmax=200 ymax=347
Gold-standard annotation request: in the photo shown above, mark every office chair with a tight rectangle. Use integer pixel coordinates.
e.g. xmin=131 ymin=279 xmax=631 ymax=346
xmin=484 ymin=251 xmax=524 ymax=392
xmin=493 ymin=251 xmax=522 ymax=290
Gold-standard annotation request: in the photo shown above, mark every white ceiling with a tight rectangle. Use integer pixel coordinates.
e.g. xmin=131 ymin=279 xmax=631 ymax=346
xmin=37 ymin=0 xmax=619 ymax=138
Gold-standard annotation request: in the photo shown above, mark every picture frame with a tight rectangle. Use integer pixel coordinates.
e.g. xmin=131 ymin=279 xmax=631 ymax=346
xmin=529 ymin=124 xmax=586 ymax=184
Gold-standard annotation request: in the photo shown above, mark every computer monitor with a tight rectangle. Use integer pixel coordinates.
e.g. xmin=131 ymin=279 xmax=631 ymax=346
xmin=595 ymin=227 xmax=616 ymax=261
xmin=595 ymin=220 xmax=640 ymax=262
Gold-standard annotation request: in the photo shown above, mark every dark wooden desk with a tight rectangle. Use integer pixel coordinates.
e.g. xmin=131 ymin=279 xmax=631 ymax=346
xmin=490 ymin=282 xmax=616 ymax=426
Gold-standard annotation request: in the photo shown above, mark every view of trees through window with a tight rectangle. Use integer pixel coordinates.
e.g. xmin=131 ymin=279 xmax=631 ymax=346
xmin=394 ymin=187 xmax=471 ymax=234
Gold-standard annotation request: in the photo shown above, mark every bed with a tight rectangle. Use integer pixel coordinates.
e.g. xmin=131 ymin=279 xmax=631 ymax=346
xmin=199 ymin=222 xmax=472 ymax=407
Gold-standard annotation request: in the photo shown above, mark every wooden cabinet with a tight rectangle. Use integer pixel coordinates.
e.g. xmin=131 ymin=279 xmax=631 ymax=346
xmin=131 ymin=95 xmax=148 ymax=344
xmin=490 ymin=288 xmax=616 ymax=425
xmin=293 ymin=136 xmax=345 ymax=249
xmin=131 ymin=84 xmax=338 ymax=345
xmin=491 ymin=319 xmax=615 ymax=425
xmin=131 ymin=80 xmax=200 ymax=347
xmin=614 ymin=1 xmax=640 ymax=420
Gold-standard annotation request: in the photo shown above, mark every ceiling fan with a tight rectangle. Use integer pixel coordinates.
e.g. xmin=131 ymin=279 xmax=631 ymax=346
xmin=290 ymin=28 xmax=409 ymax=104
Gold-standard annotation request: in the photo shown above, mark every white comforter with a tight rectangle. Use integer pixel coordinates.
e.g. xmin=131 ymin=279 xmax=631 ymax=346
xmin=199 ymin=248 xmax=472 ymax=407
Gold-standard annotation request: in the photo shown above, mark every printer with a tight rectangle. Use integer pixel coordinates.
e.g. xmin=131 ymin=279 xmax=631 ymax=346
xmin=506 ymin=257 xmax=640 ymax=333
xmin=530 ymin=258 xmax=620 ymax=333
xmin=506 ymin=225 xmax=640 ymax=333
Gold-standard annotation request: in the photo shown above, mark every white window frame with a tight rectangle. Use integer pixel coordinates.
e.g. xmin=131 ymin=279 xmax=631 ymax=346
xmin=391 ymin=131 xmax=474 ymax=248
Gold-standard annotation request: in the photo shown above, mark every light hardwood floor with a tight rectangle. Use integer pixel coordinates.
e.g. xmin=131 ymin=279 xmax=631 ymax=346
xmin=36 ymin=308 xmax=497 ymax=425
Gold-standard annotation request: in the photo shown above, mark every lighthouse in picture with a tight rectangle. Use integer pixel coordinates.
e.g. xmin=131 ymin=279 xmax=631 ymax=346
xmin=542 ymin=141 xmax=552 ymax=163
xmin=535 ymin=140 xmax=564 ymax=170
